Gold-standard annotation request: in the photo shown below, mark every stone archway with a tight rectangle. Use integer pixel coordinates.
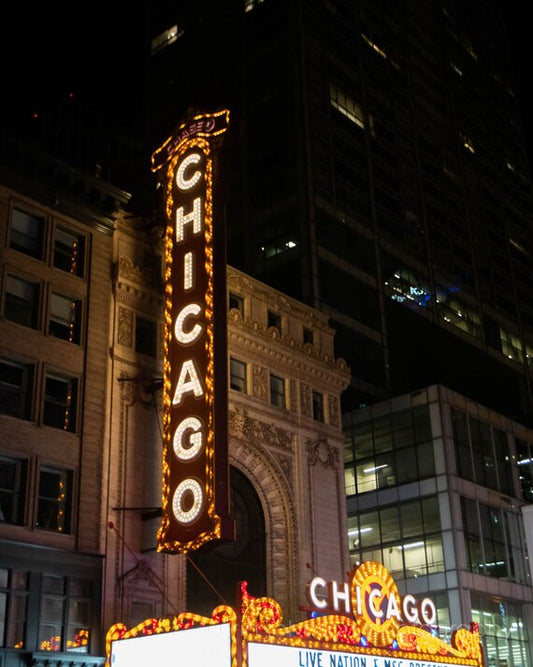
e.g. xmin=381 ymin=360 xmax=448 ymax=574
xmin=186 ymin=465 xmax=267 ymax=615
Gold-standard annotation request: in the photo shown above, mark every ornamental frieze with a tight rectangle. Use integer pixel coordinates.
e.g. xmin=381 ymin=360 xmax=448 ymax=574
xmin=229 ymin=407 xmax=294 ymax=452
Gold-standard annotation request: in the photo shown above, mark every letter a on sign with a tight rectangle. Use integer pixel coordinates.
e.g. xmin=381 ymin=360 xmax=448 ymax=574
xmin=151 ymin=109 xmax=234 ymax=554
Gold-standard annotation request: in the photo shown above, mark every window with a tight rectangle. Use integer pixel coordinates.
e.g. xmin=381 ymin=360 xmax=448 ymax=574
xmin=348 ymin=496 xmax=444 ymax=579
xmin=0 ymin=568 xmax=28 ymax=648
xmin=43 ymin=372 xmax=78 ymax=433
xmin=0 ymin=456 xmax=27 ymax=525
xmin=303 ymin=327 xmax=314 ymax=345
xmin=49 ymin=293 xmax=82 ymax=344
xmin=10 ymin=208 xmax=44 ymax=259
xmin=36 ymin=467 xmax=72 ymax=533
xmin=38 ymin=574 xmax=91 ymax=652
xmin=312 ymin=390 xmax=324 ymax=422
xmin=230 ymin=358 xmax=247 ymax=393
xmin=4 ymin=274 xmax=40 ymax=329
xmin=461 ymin=497 xmax=529 ymax=584
xmin=267 ymin=310 xmax=281 ymax=332
xmin=345 ymin=406 xmax=434 ymax=494
xmin=270 ymin=374 xmax=285 ymax=408
xmin=0 ymin=358 xmax=33 ymax=420
xmin=229 ymin=292 xmax=244 ymax=315
xmin=53 ymin=226 xmax=85 ymax=277
xmin=135 ymin=316 xmax=158 ymax=357
xmin=151 ymin=25 xmax=180 ymax=53
xmin=330 ymin=84 xmax=365 ymax=128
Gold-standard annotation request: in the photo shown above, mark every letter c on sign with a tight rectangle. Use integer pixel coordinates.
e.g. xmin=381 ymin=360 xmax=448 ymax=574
xmin=175 ymin=303 xmax=204 ymax=344
xmin=306 ymin=577 xmax=328 ymax=609
xmin=176 ymin=152 xmax=202 ymax=191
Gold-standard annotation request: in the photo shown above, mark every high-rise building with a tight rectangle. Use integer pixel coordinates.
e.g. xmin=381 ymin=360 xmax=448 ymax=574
xmin=143 ymin=0 xmax=533 ymax=423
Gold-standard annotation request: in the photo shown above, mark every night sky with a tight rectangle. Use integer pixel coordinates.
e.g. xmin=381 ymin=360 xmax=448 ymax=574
xmin=3 ymin=4 xmax=532 ymax=162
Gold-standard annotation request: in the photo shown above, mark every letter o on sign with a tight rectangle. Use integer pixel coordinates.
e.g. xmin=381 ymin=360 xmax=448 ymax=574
xmin=172 ymin=478 xmax=204 ymax=525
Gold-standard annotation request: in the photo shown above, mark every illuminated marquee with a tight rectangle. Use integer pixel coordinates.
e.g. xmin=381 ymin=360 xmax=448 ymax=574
xmin=106 ymin=562 xmax=484 ymax=667
xmin=151 ymin=109 xmax=233 ymax=553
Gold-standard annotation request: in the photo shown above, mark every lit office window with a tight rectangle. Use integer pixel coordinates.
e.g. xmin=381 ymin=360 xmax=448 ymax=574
xmin=344 ymin=406 xmax=434 ymax=494
xmin=0 ymin=358 xmax=34 ymax=420
xmin=53 ymin=226 xmax=85 ymax=277
xmin=49 ymin=294 xmax=82 ymax=344
xmin=471 ymin=594 xmax=531 ymax=667
xmin=0 ymin=456 xmax=27 ymax=525
xmin=330 ymin=84 xmax=365 ymax=128
xmin=10 ymin=208 xmax=44 ymax=259
xmin=230 ymin=358 xmax=247 ymax=393
xmin=4 ymin=275 xmax=40 ymax=329
xmin=348 ymin=496 xmax=444 ymax=579
xmin=244 ymin=0 xmax=265 ymax=12
xmin=36 ymin=468 xmax=72 ymax=534
xmin=270 ymin=374 xmax=285 ymax=408
xmin=151 ymin=25 xmax=180 ymax=53
xmin=43 ymin=373 xmax=78 ymax=433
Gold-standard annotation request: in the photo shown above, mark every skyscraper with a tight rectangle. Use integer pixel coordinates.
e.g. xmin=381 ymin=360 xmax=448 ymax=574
xmin=144 ymin=0 xmax=533 ymax=423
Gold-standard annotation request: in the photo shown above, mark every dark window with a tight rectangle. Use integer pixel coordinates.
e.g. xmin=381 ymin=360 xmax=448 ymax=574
xmin=0 ymin=568 xmax=28 ymax=648
xmin=10 ymin=208 xmax=44 ymax=259
xmin=0 ymin=457 xmax=27 ymax=525
xmin=38 ymin=574 xmax=91 ymax=652
xmin=229 ymin=292 xmax=244 ymax=314
xmin=230 ymin=358 xmax=247 ymax=393
xmin=270 ymin=374 xmax=285 ymax=408
xmin=267 ymin=310 xmax=281 ymax=332
xmin=312 ymin=390 xmax=324 ymax=422
xmin=4 ymin=275 xmax=39 ymax=329
xmin=135 ymin=316 xmax=157 ymax=357
xmin=303 ymin=328 xmax=314 ymax=345
xmin=49 ymin=294 xmax=82 ymax=344
xmin=53 ymin=226 xmax=85 ymax=277
xmin=43 ymin=373 xmax=78 ymax=433
xmin=36 ymin=468 xmax=72 ymax=534
xmin=0 ymin=358 xmax=33 ymax=420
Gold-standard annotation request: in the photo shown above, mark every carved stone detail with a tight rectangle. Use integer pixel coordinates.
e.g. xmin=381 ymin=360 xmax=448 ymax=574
xmin=229 ymin=407 xmax=293 ymax=452
xmin=307 ymin=436 xmax=339 ymax=470
xmin=300 ymin=383 xmax=312 ymax=417
xmin=252 ymin=364 xmax=268 ymax=401
xmin=329 ymin=395 xmax=340 ymax=428
xmin=118 ymin=307 xmax=133 ymax=347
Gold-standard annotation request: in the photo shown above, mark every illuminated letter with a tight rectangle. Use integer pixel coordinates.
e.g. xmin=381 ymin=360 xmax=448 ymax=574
xmin=175 ymin=303 xmax=203 ymax=344
xmin=184 ymin=252 xmax=194 ymax=290
xmin=385 ymin=592 xmax=401 ymax=620
xmin=176 ymin=152 xmax=202 ymax=191
xmin=172 ymin=359 xmax=204 ymax=405
xmin=419 ymin=598 xmax=437 ymax=625
xmin=368 ymin=588 xmax=383 ymax=618
xmin=176 ymin=197 xmax=202 ymax=242
xmin=173 ymin=417 xmax=204 ymax=461
xmin=402 ymin=594 xmax=418 ymax=623
xmin=172 ymin=478 xmax=204 ymax=524
xmin=328 ymin=581 xmax=351 ymax=614
xmin=306 ymin=577 xmax=328 ymax=609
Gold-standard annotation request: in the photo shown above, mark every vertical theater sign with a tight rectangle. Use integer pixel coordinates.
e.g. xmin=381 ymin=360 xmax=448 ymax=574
xmin=151 ymin=109 xmax=233 ymax=553
xmin=106 ymin=562 xmax=484 ymax=667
